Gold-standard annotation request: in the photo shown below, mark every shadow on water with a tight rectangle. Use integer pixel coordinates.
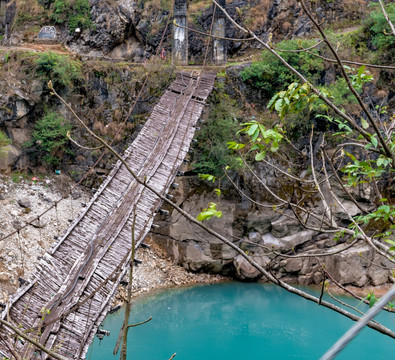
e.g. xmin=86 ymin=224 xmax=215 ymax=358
xmin=87 ymin=282 xmax=394 ymax=360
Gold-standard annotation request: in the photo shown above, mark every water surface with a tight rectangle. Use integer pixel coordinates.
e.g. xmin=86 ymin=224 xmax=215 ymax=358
xmin=87 ymin=282 xmax=394 ymax=359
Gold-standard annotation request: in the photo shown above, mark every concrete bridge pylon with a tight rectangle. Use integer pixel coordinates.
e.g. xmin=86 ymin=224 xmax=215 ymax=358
xmin=173 ymin=0 xmax=188 ymax=65
xmin=172 ymin=0 xmax=227 ymax=66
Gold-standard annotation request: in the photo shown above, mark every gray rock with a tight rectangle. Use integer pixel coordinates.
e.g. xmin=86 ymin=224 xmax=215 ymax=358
xmin=17 ymin=198 xmax=31 ymax=208
xmin=367 ymin=254 xmax=392 ymax=286
xmin=335 ymin=200 xmax=363 ymax=221
xmin=183 ymin=242 xmax=212 ymax=272
xmin=278 ymin=230 xmax=317 ymax=251
xmin=0 ymin=193 xmax=5 ymax=200
xmin=281 ymin=257 xmax=303 ymax=273
xmin=271 ymin=213 xmax=304 ymax=238
xmin=12 ymin=219 xmax=23 ymax=230
xmin=246 ymin=210 xmax=280 ymax=235
xmin=29 ymin=218 xmax=46 ymax=229
xmin=261 ymin=233 xmax=282 ymax=248
xmin=7 ymin=128 xmax=31 ymax=146
xmin=233 ymin=254 xmax=261 ymax=280
xmin=0 ymin=145 xmax=21 ymax=174
xmin=325 ymin=245 xmax=373 ymax=287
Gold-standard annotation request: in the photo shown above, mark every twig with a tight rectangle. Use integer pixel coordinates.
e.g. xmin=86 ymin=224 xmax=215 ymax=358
xmin=299 ymin=0 xmax=395 ymax=165
xmin=304 ymin=50 xmax=395 ymax=70
xmin=327 ymin=291 xmax=367 ymax=318
xmin=320 ymin=285 xmax=395 ymax=359
xmin=127 ymin=316 xmax=153 ymax=329
xmin=174 ymin=21 xmax=254 ymax=42
xmin=0 ymin=319 xmax=68 ymax=360
xmin=324 ymin=269 xmax=395 ymax=313
xmin=49 ymin=76 xmax=395 ymax=339
xmin=318 ymin=273 xmax=326 ymax=305
xmin=378 ymin=0 xmax=395 ymax=37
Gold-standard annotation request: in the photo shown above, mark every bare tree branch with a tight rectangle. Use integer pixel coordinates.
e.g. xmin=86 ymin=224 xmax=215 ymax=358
xmin=48 ymin=84 xmax=395 ymax=339
xmin=0 ymin=319 xmax=68 ymax=360
xmin=298 ymin=0 xmax=395 ymax=165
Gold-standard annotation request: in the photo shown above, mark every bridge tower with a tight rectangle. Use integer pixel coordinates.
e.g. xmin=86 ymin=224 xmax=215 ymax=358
xmin=0 ymin=0 xmax=6 ymax=36
xmin=212 ymin=0 xmax=226 ymax=65
xmin=173 ymin=0 xmax=188 ymax=65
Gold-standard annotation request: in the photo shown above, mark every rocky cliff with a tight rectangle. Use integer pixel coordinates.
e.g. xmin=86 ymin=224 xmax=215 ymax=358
xmin=1 ymin=0 xmax=393 ymax=293
xmin=2 ymin=0 xmax=368 ymax=61
xmin=150 ymin=170 xmax=394 ymax=288
xmin=0 ymin=53 xmax=174 ymax=184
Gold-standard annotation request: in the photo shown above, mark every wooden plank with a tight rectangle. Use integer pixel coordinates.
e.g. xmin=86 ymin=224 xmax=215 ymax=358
xmin=0 ymin=72 xmax=216 ymax=360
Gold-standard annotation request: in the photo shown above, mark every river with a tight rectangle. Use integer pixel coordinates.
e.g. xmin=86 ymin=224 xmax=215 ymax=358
xmin=87 ymin=282 xmax=394 ymax=359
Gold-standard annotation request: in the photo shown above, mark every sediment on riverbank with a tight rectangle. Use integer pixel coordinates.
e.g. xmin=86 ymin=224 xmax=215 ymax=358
xmin=114 ymin=238 xmax=229 ymax=306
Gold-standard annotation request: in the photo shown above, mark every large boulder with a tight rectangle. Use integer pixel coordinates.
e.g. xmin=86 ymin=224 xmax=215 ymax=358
xmin=324 ymin=245 xmax=373 ymax=287
xmin=233 ymin=254 xmax=261 ymax=280
xmin=271 ymin=212 xmax=305 ymax=238
xmin=0 ymin=145 xmax=21 ymax=174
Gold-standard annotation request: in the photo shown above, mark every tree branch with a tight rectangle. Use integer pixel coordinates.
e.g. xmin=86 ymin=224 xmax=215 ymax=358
xmin=49 ymin=83 xmax=395 ymax=339
xmin=0 ymin=319 xmax=68 ymax=360
xmin=378 ymin=0 xmax=395 ymax=37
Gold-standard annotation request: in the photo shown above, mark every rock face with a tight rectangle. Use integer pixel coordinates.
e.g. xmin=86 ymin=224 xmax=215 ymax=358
xmin=5 ymin=0 xmax=368 ymax=61
xmin=0 ymin=58 xmax=172 ymax=188
xmin=151 ymin=174 xmax=393 ymax=289
xmin=62 ymin=0 xmax=172 ymax=60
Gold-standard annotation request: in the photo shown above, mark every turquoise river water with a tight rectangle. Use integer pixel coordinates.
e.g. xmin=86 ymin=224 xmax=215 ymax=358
xmin=87 ymin=282 xmax=394 ymax=359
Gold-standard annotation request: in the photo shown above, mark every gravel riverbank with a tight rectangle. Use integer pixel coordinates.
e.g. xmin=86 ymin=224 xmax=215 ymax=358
xmin=0 ymin=174 xmax=227 ymax=305
xmin=0 ymin=174 xmax=91 ymax=303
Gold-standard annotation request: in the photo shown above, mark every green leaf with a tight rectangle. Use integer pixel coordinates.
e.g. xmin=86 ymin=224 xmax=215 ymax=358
xmin=361 ymin=118 xmax=369 ymax=129
xmin=274 ymin=98 xmax=284 ymax=112
xmin=370 ymin=135 xmax=378 ymax=148
xmin=267 ymin=93 xmax=279 ymax=109
xmin=198 ymin=174 xmax=216 ymax=182
xmin=255 ymin=151 xmax=266 ymax=161
xmin=377 ymin=157 xmax=385 ymax=167
xmin=358 ymin=65 xmax=366 ymax=77
xmin=270 ymin=141 xmax=280 ymax=152
xmin=227 ymin=141 xmax=245 ymax=150
xmin=197 ymin=202 xmax=223 ymax=221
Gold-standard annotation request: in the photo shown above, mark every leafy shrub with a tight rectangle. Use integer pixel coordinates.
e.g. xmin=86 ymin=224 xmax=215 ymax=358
xmin=51 ymin=0 xmax=92 ymax=33
xmin=192 ymin=88 xmax=241 ymax=176
xmin=32 ymin=112 xmax=72 ymax=165
xmin=240 ymin=39 xmax=324 ymax=99
xmin=0 ymin=130 xmax=11 ymax=147
xmin=34 ymin=52 xmax=82 ymax=88
xmin=364 ymin=3 xmax=395 ymax=55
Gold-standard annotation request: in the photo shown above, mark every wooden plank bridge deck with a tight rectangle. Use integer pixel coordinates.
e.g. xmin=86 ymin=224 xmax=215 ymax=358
xmin=0 ymin=71 xmax=216 ymax=359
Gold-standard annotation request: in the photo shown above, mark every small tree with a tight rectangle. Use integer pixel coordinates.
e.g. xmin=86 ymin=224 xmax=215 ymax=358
xmin=0 ymin=130 xmax=11 ymax=148
xmin=32 ymin=111 xmax=73 ymax=165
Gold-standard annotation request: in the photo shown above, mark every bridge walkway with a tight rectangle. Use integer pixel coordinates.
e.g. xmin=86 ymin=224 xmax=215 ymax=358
xmin=0 ymin=71 xmax=216 ymax=359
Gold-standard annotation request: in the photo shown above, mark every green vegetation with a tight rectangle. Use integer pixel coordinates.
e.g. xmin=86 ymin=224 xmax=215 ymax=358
xmin=192 ymin=86 xmax=241 ymax=176
xmin=240 ymin=39 xmax=324 ymax=98
xmin=364 ymin=3 xmax=395 ymax=55
xmin=0 ymin=130 xmax=11 ymax=147
xmin=50 ymin=0 xmax=92 ymax=33
xmin=34 ymin=52 xmax=82 ymax=88
xmin=31 ymin=111 xmax=72 ymax=165
xmin=14 ymin=0 xmax=48 ymax=27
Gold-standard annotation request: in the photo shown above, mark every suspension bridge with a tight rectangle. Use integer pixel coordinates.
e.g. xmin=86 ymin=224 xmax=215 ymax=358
xmin=0 ymin=70 xmax=216 ymax=359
